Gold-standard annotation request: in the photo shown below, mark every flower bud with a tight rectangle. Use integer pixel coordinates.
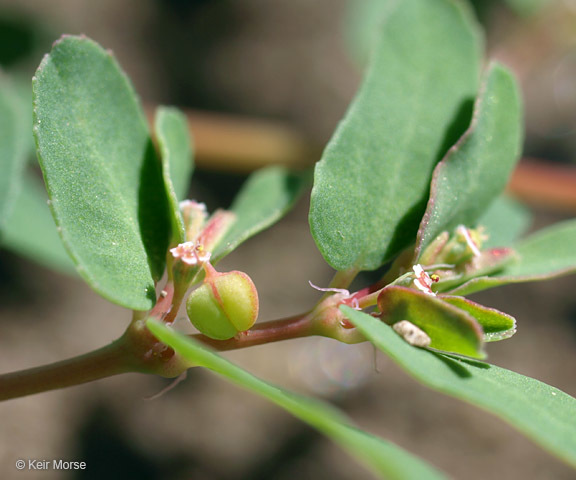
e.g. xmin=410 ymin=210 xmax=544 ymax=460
xmin=180 ymin=200 xmax=208 ymax=241
xmin=197 ymin=209 xmax=236 ymax=253
xmin=186 ymin=263 xmax=259 ymax=340
xmin=170 ymin=204 xmax=236 ymax=290
xmin=425 ymin=226 xmax=486 ymax=266
xmin=170 ymin=241 xmax=211 ymax=286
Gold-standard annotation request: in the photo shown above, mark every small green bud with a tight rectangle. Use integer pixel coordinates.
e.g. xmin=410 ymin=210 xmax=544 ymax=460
xmin=186 ymin=263 xmax=259 ymax=340
xmin=432 ymin=226 xmax=486 ymax=266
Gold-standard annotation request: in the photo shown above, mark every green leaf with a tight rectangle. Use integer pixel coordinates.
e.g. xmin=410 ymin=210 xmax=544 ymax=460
xmin=441 ymin=295 xmax=516 ymax=342
xmin=0 ymin=74 xmax=28 ymax=234
xmin=378 ymin=286 xmax=485 ymax=358
xmin=33 ymin=35 xmax=171 ymax=310
xmin=342 ymin=306 xmax=576 ymax=468
xmin=155 ymin=106 xmax=193 ymax=244
xmin=309 ymin=0 xmax=482 ymax=271
xmin=476 ymin=195 xmax=531 ymax=249
xmin=450 ymin=219 xmax=576 ymax=295
xmin=212 ymin=166 xmax=309 ymax=261
xmin=416 ymin=63 xmax=522 ymax=258
xmin=1 ymin=171 xmax=75 ymax=274
xmin=146 ymin=319 xmax=447 ymax=480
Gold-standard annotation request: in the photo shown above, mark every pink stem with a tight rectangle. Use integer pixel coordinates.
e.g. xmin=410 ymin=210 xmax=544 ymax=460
xmin=191 ymin=314 xmax=313 ymax=351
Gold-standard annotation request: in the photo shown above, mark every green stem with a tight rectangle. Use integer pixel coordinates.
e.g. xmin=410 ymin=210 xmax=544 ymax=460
xmin=328 ymin=268 xmax=359 ymax=290
xmin=0 ymin=338 xmax=134 ymax=401
xmin=0 ymin=277 xmax=375 ymax=401
xmin=0 ymin=311 xmax=324 ymax=401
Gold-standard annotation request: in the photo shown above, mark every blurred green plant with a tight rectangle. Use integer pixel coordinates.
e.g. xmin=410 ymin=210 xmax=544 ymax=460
xmin=1 ymin=0 xmax=576 ymax=478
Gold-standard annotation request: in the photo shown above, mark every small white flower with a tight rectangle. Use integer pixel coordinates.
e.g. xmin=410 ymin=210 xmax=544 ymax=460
xmin=170 ymin=241 xmax=211 ymax=265
xmin=412 ymin=264 xmax=436 ymax=296
xmin=179 ymin=199 xmax=207 ymax=214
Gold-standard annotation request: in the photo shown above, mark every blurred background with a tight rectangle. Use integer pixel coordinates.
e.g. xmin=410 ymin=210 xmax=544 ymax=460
xmin=0 ymin=0 xmax=576 ymax=478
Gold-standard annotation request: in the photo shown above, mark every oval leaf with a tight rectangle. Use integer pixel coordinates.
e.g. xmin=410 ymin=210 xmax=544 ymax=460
xmin=378 ymin=286 xmax=485 ymax=358
xmin=342 ymin=306 xmax=576 ymax=469
xmin=147 ymin=319 xmax=447 ymax=480
xmin=213 ymin=166 xmax=309 ymax=261
xmin=33 ymin=35 xmax=171 ymax=310
xmin=441 ymin=295 xmax=516 ymax=342
xmin=416 ymin=63 xmax=523 ymax=258
xmin=309 ymin=0 xmax=482 ymax=271
xmin=155 ymin=106 xmax=193 ymax=244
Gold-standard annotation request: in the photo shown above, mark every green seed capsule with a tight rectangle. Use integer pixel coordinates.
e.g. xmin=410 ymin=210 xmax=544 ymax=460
xmin=186 ymin=263 xmax=259 ymax=340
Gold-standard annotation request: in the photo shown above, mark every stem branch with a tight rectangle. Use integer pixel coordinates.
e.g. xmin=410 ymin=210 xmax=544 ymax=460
xmin=0 ymin=312 xmax=318 ymax=401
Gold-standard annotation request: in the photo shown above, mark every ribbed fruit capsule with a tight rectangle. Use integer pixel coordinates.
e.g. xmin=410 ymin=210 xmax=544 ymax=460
xmin=186 ymin=263 xmax=259 ymax=340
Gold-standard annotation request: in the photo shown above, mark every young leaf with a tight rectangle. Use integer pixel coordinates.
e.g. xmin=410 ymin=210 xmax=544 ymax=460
xmin=1 ymin=171 xmax=75 ymax=274
xmin=146 ymin=319 xmax=447 ymax=480
xmin=309 ymin=0 xmax=482 ymax=271
xmin=0 ymin=75 xmax=28 ymax=234
xmin=450 ymin=219 xmax=576 ymax=295
xmin=212 ymin=166 xmax=309 ymax=261
xmin=33 ymin=35 xmax=171 ymax=310
xmin=378 ymin=286 xmax=485 ymax=358
xmin=441 ymin=295 xmax=516 ymax=342
xmin=342 ymin=307 xmax=576 ymax=468
xmin=416 ymin=63 xmax=522 ymax=258
xmin=155 ymin=106 xmax=193 ymax=244
xmin=476 ymin=195 xmax=531 ymax=249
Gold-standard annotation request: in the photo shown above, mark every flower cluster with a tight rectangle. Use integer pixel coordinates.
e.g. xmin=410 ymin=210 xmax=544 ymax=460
xmin=170 ymin=241 xmax=211 ymax=266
